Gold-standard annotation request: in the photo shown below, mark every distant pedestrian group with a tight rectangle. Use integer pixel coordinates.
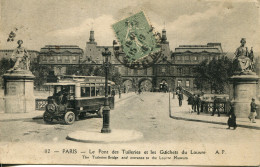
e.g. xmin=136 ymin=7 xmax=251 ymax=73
xmin=187 ymin=94 xmax=201 ymax=115
xmin=174 ymin=89 xmax=257 ymax=129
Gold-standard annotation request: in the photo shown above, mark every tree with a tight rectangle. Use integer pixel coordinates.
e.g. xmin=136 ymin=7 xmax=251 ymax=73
xmin=193 ymin=59 xmax=210 ymax=91
xmin=98 ymin=64 xmax=123 ymax=86
xmin=0 ymin=58 xmax=14 ymax=76
xmin=194 ymin=56 xmax=233 ymax=94
xmin=0 ymin=58 xmax=15 ymax=88
xmin=30 ymin=63 xmax=52 ymax=90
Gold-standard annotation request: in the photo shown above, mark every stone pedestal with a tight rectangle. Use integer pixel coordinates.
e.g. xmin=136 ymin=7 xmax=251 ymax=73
xmin=3 ymin=70 xmax=35 ymax=113
xmin=230 ymin=74 xmax=259 ymax=118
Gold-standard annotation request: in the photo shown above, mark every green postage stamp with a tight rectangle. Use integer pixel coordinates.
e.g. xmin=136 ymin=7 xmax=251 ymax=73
xmin=112 ymin=11 xmax=161 ymax=62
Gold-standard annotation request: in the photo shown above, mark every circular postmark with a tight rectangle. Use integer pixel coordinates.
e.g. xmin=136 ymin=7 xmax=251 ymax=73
xmin=112 ymin=11 xmax=162 ymax=69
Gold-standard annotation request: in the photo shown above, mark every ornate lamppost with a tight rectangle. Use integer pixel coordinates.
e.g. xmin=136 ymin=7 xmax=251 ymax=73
xmin=101 ymin=48 xmax=111 ymax=133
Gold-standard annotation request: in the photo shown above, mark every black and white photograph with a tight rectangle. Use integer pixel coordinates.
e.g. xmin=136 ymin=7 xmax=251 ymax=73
xmin=0 ymin=0 xmax=260 ymax=166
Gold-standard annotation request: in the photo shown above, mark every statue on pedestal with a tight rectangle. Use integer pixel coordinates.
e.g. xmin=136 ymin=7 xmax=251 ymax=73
xmin=11 ymin=40 xmax=30 ymax=71
xmin=230 ymin=38 xmax=259 ymax=118
xmin=3 ymin=40 xmax=35 ymax=113
xmin=233 ymin=38 xmax=255 ymax=74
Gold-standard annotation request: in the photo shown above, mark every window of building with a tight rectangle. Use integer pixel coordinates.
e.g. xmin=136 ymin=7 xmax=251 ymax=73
xmin=185 ymin=56 xmax=189 ymax=60
xmin=177 ymin=68 xmax=183 ymax=75
xmin=124 ymin=68 xmax=127 ymax=75
xmin=194 ymin=56 xmax=198 ymax=61
xmin=72 ymin=56 xmax=77 ymax=61
xmin=189 ymin=67 xmax=192 ymax=74
xmin=144 ymin=69 xmax=148 ymax=75
xmin=42 ymin=56 xmax=47 ymax=61
xmin=185 ymin=80 xmax=190 ymax=87
xmin=193 ymin=83 xmax=197 ymax=89
xmin=65 ymin=56 xmax=70 ymax=62
xmin=170 ymin=66 xmax=174 ymax=74
xmin=49 ymin=56 xmax=54 ymax=61
xmin=57 ymin=56 xmax=61 ymax=62
xmin=161 ymin=67 xmax=166 ymax=73
xmin=177 ymin=80 xmax=182 ymax=87
xmin=134 ymin=69 xmax=138 ymax=75
xmin=176 ymin=56 xmax=181 ymax=60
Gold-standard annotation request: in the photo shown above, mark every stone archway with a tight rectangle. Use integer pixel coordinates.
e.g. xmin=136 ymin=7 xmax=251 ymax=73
xmin=139 ymin=78 xmax=153 ymax=92
xmin=122 ymin=79 xmax=134 ymax=92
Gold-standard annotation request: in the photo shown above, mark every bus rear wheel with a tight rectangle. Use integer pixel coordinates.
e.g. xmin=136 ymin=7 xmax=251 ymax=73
xmin=64 ymin=111 xmax=75 ymax=125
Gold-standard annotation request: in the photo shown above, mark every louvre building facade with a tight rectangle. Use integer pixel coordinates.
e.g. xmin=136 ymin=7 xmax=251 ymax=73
xmin=81 ymin=30 xmax=224 ymax=92
xmin=0 ymin=29 xmax=221 ymax=92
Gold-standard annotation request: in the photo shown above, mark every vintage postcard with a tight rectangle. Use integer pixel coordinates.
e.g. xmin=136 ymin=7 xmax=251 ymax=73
xmin=0 ymin=0 xmax=260 ymax=166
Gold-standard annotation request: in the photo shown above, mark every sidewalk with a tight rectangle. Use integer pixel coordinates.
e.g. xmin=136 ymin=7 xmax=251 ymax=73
xmin=170 ymin=94 xmax=260 ymax=130
xmin=0 ymin=110 xmax=44 ymax=121
xmin=0 ymin=92 xmax=136 ymax=121
xmin=114 ymin=92 xmax=136 ymax=103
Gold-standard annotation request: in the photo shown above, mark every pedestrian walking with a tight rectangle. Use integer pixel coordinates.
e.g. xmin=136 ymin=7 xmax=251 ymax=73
xmin=227 ymin=103 xmax=237 ymax=130
xmin=123 ymin=86 xmax=126 ymax=93
xmin=187 ymin=95 xmax=194 ymax=113
xmin=211 ymin=96 xmax=220 ymax=117
xmin=138 ymin=88 xmax=142 ymax=95
xmin=248 ymin=98 xmax=257 ymax=123
xmin=176 ymin=89 xmax=179 ymax=96
xmin=111 ymin=89 xmax=115 ymax=97
xmin=178 ymin=91 xmax=183 ymax=107
xmin=119 ymin=89 xmax=121 ymax=98
xmin=192 ymin=94 xmax=196 ymax=112
xmin=195 ymin=95 xmax=201 ymax=115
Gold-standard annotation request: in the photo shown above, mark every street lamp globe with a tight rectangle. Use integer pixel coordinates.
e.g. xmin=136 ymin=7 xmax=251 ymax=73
xmin=102 ymin=48 xmax=111 ymax=64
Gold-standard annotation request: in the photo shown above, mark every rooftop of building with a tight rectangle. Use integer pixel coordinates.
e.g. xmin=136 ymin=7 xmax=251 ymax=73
xmin=40 ymin=45 xmax=84 ymax=54
xmin=174 ymin=43 xmax=223 ymax=53
xmin=44 ymin=45 xmax=80 ymax=48
xmin=0 ymin=49 xmax=39 ymax=53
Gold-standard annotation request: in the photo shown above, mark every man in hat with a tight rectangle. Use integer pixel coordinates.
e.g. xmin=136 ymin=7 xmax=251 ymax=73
xmin=178 ymin=91 xmax=183 ymax=107
xmin=212 ymin=96 xmax=220 ymax=117
xmin=248 ymin=98 xmax=257 ymax=123
xmin=195 ymin=95 xmax=201 ymax=115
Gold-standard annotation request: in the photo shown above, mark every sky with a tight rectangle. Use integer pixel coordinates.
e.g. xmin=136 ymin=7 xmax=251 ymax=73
xmin=0 ymin=0 xmax=260 ymax=54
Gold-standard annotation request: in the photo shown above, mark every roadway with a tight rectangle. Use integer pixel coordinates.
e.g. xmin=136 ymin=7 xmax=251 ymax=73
xmin=0 ymin=92 xmax=259 ymax=145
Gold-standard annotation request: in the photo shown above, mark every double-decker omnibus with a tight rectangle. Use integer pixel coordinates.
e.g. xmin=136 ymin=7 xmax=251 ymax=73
xmin=43 ymin=75 xmax=115 ymax=125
